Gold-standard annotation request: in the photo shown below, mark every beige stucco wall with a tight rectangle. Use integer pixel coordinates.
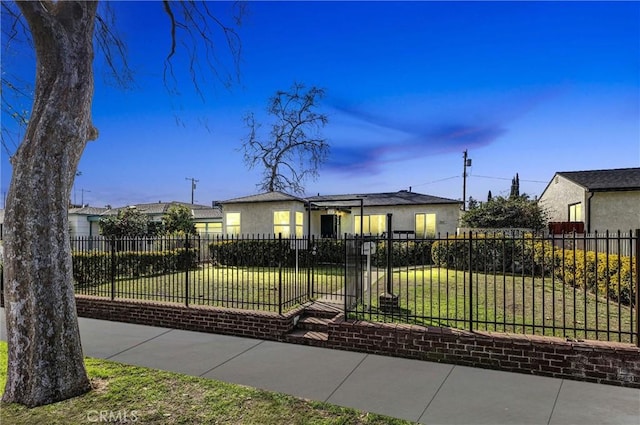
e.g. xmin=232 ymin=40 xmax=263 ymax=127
xmin=224 ymin=201 xmax=461 ymax=237
xmin=222 ymin=200 xmax=307 ymax=236
xmin=589 ymin=191 xmax=640 ymax=233
xmin=311 ymin=204 xmax=460 ymax=236
xmin=538 ymin=175 xmax=586 ymax=222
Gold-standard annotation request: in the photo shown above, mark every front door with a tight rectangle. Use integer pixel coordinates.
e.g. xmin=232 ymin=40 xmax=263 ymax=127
xmin=320 ymin=214 xmax=337 ymax=238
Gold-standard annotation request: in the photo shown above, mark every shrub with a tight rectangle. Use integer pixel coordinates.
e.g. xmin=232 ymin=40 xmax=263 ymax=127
xmin=209 ymin=239 xmax=291 ymax=267
xmin=208 ymin=238 xmax=347 ymax=268
xmin=371 ymin=240 xmax=433 ymax=268
xmin=431 ymin=233 xmax=557 ymax=275
xmin=311 ymin=238 xmax=344 ymax=265
xmin=72 ymin=251 xmax=112 ymax=286
xmin=554 ymin=249 xmax=636 ymax=306
xmin=461 ymin=195 xmax=547 ymax=231
xmin=72 ymin=248 xmax=198 ymax=286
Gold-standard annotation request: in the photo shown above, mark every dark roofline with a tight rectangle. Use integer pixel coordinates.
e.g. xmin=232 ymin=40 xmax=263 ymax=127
xmin=558 ymin=167 xmax=640 ymax=191
xmin=221 ymin=190 xmax=460 ymax=208
xmin=539 ymin=167 xmax=640 ymax=200
xmin=222 ymin=191 xmax=307 ymax=204
xmin=307 ymin=190 xmax=461 ymax=207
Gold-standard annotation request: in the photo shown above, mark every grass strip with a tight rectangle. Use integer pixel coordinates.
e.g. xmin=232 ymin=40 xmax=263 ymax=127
xmin=0 ymin=341 xmax=412 ymax=424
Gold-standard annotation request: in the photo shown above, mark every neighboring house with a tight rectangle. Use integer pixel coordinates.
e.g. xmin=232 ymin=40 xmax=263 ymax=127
xmin=538 ymin=167 xmax=640 ymax=234
xmin=69 ymin=201 xmax=223 ymax=238
xmin=68 ymin=206 xmax=110 ymax=237
xmin=220 ymin=190 xmax=462 ymax=238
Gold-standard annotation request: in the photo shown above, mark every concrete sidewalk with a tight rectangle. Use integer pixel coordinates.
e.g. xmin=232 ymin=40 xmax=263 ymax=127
xmin=1 ymin=310 xmax=638 ymax=424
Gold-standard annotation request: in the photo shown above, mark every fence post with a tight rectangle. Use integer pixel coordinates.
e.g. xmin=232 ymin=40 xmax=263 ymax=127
xmin=386 ymin=214 xmax=393 ymax=294
xmin=110 ymin=237 xmax=116 ymax=301
xmin=276 ymin=233 xmax=282 ymax=314
xmin=307 ymin=235 xmax=313 ymax=300
xmin=343 ymin=233 xmax=348 ymax=315
xmin=635 ymin=229 xmax=639 ymax=347
xmin=468 ymin=231 xmax=473 ymax=332
xmin=185 ymin=234 xmax=190 ymax=307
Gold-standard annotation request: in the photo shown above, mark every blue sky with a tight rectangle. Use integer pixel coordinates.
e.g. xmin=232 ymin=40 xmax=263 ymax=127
xmin=1 ymin=1 xmax=639 ymax=208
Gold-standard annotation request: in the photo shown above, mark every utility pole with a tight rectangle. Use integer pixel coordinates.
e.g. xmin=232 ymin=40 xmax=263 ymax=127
xmin=185 ymin=177 xmax=199 ymax=204
xmin=80 ymin=189 xmax=91 ymax=206
xmin=462 ymin=150 xmax=472 ymax=211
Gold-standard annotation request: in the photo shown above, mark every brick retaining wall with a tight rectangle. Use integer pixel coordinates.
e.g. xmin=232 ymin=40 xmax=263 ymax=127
xmin=67 ymin=296 xmax=637 ymax=388
xmin=326 ymin=315 xmax=640 ymax=388
xmin=75 ymin=296 xmax=300 ymax=341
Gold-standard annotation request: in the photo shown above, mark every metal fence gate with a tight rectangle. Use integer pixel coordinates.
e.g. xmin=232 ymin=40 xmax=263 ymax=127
xmin=344 ymin=237 xmax=364 ymax=310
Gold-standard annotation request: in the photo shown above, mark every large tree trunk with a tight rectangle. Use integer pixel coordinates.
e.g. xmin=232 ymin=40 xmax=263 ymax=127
xmin=2 ymin=1 xmax=98 ymax=407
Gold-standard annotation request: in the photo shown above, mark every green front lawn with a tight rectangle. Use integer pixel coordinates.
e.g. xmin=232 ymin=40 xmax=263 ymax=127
xmin=74 ymin=265 xmax=345 ymax=312
xmin=355 ymin=267 xmax=636 ymax=343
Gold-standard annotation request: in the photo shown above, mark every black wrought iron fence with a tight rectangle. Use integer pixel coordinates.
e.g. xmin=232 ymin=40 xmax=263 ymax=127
xmin=70 ymin=234 xmax=338 ymax=313
xmin=3 ymin=230 xmax=636 ymax=345
xmin=345 ymin=230 xmax=639 ymax=345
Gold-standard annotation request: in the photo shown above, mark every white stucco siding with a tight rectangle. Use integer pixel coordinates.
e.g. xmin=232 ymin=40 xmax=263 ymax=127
xmin=340 ymin=204 xmax=460 ymax=236
xmin=538 ymin=175 xmax=586 ymax=222
xmin=589 ymin=191 xmax=640 ymax=233
xmin=69 ymin=215 xmax=91 ymax=238
xmin=223 ymin=200 xmax=306 ymax=236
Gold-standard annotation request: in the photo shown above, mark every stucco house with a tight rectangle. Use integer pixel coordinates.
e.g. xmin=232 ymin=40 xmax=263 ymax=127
xmin=220 ymin=190 xmax=462 ymax=238
xmin=538 ymin=167 xmax=640 ymax=234
xmin=69 ymin=201 xmax=223 ymax=238
xmin=68 ymin=206 xmax=110 ymax=237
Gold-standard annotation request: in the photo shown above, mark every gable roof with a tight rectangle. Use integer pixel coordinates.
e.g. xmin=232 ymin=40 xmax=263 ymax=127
xmin=100 ymin=201 xmax=215 ymax=215
xmin=192 ymin=208 xmax=222 ymax=220
xmin=82 ymin=202 xmax=222 ymax=220
xmin=222 ymin=191 xmax=306 ymax=204
xmin=308 ymin=190 xmax=460 ymax=208
xmin=556 ymin=167 xmax=640 ymax=192
xmin=69 ymin=206 xmax=110 ymax=216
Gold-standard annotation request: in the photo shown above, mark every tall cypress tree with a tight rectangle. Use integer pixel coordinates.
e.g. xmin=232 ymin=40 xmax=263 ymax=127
xmin=510 ymin=173 xmax=520 ymax=198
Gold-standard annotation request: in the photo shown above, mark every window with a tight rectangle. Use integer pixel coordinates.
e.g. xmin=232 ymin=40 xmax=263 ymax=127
xmin=225 ymin=212 xmax=241 ymax=235
xmin=415 ymin=213 xmax=437 ymax=237
xmin=295 ymin=211 xmax=304 ymax=238
xmin=569 ymin=203 xmax=582 ymax=222
xmin=195 ymin=222 xmax=222 ymax=236
xmin=354 ymin=214 xmax=386 ymax=235
xmin=273 ymin=210 xmax=291 ymax=237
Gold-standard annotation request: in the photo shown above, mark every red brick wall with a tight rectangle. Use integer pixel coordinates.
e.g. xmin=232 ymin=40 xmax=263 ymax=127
xmin=73 ymin=296 xmax=640 ymax=388
xmin=75 ymin=296 xmax=299 ymax=341
xmin=326 ymin=316 xmax=640 ymax=388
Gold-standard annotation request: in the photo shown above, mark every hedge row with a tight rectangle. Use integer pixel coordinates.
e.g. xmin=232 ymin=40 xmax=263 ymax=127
xmin=72 ymin=248 xmax=198 ymax=286
xmin=557 ymin=250 xmax=636 ymax=305
xmin=368 ymin=240 xmax=433 ymax=268
xmin=431 ymin=235 xmax=558 ymax=275
xmin=208 ymin=238 xmax=345 ymax=267
xmin=430 ymin=235 xmax=636 ymax=306
xmin=209 ymin=239 xmax=306 ymax=267
xmin=208 ymin=238 xmax=434 ymax=268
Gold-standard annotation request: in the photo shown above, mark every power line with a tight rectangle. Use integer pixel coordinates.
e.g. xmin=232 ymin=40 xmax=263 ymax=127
xmin=413 ymin=175 xmax=460 ymax=187
xmin=472 ymin=175 xmax=547 ymax=184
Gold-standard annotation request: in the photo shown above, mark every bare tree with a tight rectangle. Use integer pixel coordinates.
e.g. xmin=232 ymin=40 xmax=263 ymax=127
xmin=1 ymin=0 xmax=241 ymax=407
xmin=242 ymin=83 xmax=329 ymax=194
